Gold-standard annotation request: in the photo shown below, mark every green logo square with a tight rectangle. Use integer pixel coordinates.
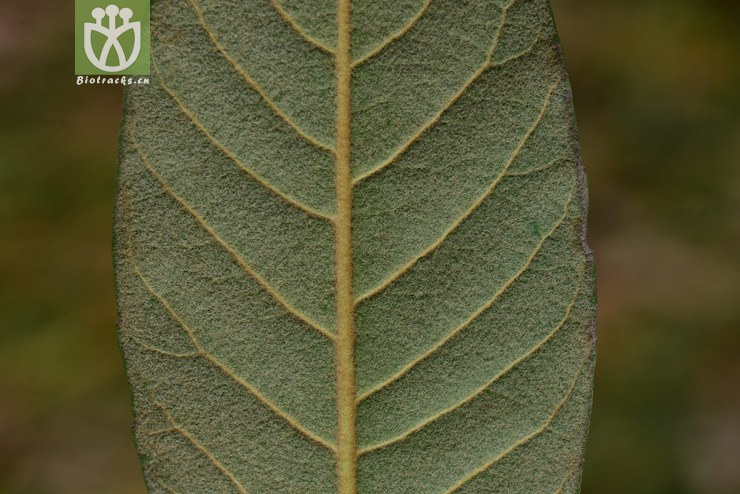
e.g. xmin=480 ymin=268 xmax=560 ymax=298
xmin=75 ymin=0 xmax=150 ymax=75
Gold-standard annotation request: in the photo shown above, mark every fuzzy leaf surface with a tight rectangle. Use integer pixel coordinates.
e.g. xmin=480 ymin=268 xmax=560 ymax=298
xmin=114 ymin=0 xmax=597 ymax=492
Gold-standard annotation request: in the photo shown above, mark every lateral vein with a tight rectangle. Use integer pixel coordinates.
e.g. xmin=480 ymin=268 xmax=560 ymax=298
xmin=131 ymin=336 xmax=199 ymax=359
xmin=151 ymin=63 xmax=335 ymax=222
xmin=357 ymin=184 xmax=573 ymax=402
xmin=351 ymin=0 xmax=433 ymax=68
xmin=132 ymin=264 xmax=337 ymax=452
xmin=157 ymin=480 xmax=182 ymax=494
xmin=270 ymin=0 xmax=336 ymax=55
xmin=355 ymin=84 xmax=556 ymax=304
xmin=154 ymin=402 xmax=250 ymax=494
xmin=352 ymin=0 xmax=523 ymax=185
xmin=554 ymin=468 xmax=577 ymax=494
xmin=442 ymin=361 xmax=585 ymax=494
xmin=358 ymin=260 xmax=583 ymax=455
xmin=129 ymin=139 xmax=336 ymax=341
xmin=187 ymin=0 xmax=335 ymax=154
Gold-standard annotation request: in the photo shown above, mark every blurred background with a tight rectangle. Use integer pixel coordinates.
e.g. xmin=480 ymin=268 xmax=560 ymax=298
xmin=0 ymin=0 xmax=738 ymax=492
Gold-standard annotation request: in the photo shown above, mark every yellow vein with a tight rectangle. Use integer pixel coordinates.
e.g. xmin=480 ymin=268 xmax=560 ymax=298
xmin=355 ymin=84 xmax=556 ymax=304
xmin=187 ymin=0 xmax=335 ymax=154
xmin=150 ymin=63 xmax=334 ymax=222
xmin=154 ymin=402 xmax=250 ymax=494
xmin=351 ymin=0 xmax=522 ymax=185
xmin=357 ymin=185 xmax=573 ymax=402
xmin=554 ymin=468 xmax=577 ymax=494
xmin=157 ymin=481 xmax=181 ymax=494
xmin=133 ymin=264 xmax=337 ymax=452
xmin=131 ymin=336 xmax=199 ymax=359
xmin=129 ymin=139 xmax=336 ymax=341
xmin=507 ymin=157 xmax=569 ymax=177
xmin=351 ymin=0 xmax=433 ymax=68
xmin=270 ymin=0 xmax=336 ymax=55
xmin=358 ymin=264 xmax=583 ymax=455
xmin=352 ymin=33 xmax=541 ymax=185
xmin=442 ymin=363 xmax=585 ymax=494
xmin=334 ymin=1 xmax=357 ymax=492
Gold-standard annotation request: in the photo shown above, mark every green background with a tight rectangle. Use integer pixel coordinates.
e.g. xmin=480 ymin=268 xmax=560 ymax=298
xmin=0 ymin=0 xmax=738 ymax=493
xmin=74 ymin=0 xmax=150 ymax=75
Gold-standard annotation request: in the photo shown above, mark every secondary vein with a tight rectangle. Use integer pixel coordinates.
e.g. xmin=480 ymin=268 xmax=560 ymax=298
xmin=351 ymin=0 xmax=432 ymax=68
xmin=351 ymin=0 xmax=519 ymax=185
xmin=187 ymin=0 xmax=335 ymax=154
xmin=442 ymin=361 xmax=585 ymax=494
xmin=271 ymin=0 xmax=337 ymax=55
xmin=130 ymin=139 xmax=336 ymax=341
xmin=155 ymin=402 xmax=250 ymax=494
xmin=150 ymin=62 xmax=335 ymax=222
xmin=357 ymin=184 xmax=572 ymax=402
xmin=355 ymin=83 xmax=556 ymax=304
xmin=131 ymin=263 xmax=336 ymax=451
xmin=358 ymin=258 xmax=583 ymax=455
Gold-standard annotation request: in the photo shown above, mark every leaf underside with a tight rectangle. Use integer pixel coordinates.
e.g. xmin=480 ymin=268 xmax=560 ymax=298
xmin=114 ymin=0 xmax=597 ymax=493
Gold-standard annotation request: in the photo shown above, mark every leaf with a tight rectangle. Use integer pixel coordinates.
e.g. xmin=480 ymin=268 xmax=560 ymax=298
xmin=114 ymin=0 xmax=597 ymax=492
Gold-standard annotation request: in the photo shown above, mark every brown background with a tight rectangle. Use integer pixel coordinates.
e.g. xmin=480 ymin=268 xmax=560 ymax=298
xmin=1 ymin=0 xmax=738 ymax=492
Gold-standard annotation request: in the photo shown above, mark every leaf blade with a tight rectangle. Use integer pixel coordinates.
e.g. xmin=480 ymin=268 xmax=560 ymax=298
xmin=115 ymin=0 xmax=596 ymax=492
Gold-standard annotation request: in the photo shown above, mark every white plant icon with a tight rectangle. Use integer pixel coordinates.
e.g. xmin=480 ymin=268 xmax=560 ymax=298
xmin=84 ymin=4 xmax=141 ymax=72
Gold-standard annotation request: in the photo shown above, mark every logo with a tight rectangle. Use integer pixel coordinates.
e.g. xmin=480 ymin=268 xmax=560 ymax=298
xmin=75 ymin=0 xmax=150 ymax=75
xmin=84 ymin=5 xmax=140 ymax=72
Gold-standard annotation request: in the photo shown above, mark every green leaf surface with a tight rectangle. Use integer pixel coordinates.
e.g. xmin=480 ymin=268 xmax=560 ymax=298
xmin=114 ymin=0 xmax=597 ymax=492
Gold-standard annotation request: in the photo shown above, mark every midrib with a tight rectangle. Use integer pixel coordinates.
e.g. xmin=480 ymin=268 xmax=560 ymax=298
xmin=334 ymin=0 xmax=356 ymax=493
